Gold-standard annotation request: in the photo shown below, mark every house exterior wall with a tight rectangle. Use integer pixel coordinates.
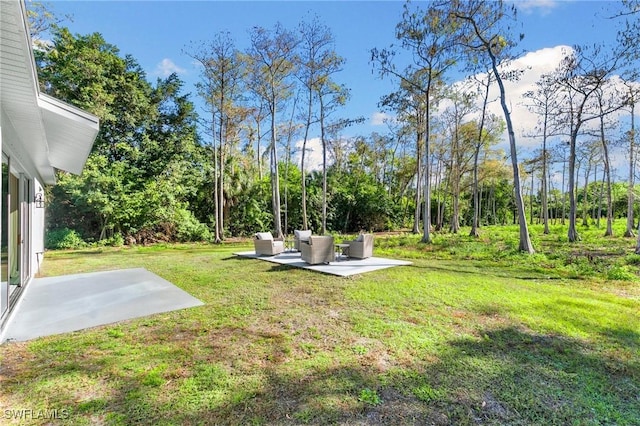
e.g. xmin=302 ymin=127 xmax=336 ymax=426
xmin=31 ymin=177 xmax=45 ymax=271
xmin=0 ymin=117 xmax=47 ymax=327
xmin=0 ymin=0 xmax=98 ymax=334
xmin=1 ymin=107 xmax=46 ymax=268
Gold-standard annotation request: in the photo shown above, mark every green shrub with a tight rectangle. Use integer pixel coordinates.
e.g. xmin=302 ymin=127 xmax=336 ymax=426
xmin=97 ymin=233 xmax=124 ymax=247
xmin=624 ymin=253 xmax=640 ymax=266
xmin=45 ymin=228 xmax=85 ymax=250
xmin=358 ymin=388 xmax=382 ymax=406
xmin=174 ymin=208 xmax=212 ymax=242
xmin=606 ymin=265 xmax=637 ymax=281
xmin=412 ymin=384 xmax=445 ymax=402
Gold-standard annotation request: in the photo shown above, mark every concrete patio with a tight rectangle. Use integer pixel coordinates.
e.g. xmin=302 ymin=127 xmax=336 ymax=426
xmin=0 ymin=268 xmax=203 ymax=343
xmin=235 ymin=250 xmax=412 ymax=277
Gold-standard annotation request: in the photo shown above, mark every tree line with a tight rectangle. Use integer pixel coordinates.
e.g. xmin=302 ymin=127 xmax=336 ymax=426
xmin=31 ymin=1 xmax=640 ymax=254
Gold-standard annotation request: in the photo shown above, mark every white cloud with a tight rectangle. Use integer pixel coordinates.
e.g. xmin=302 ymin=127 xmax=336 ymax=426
xmin=513 ymin=0 xmax=559 ymax=15
xmin=494 ymin=46 xmax=636 ymax=148
xmin=294 ymin=137 xmax=324 ymax=172
xmin=370 ymin=111 xmax=395 ymax=126
xmin=445 ymin=46 xmax=572 ymax=153
xmin=492 ymin=46 xmax=572 ymax=148
xmin=32 ymin=38 xmax=53 ymax=51
xmin=153 ymin=58 xmax=186 ymax=77
xmin=454 ymin=45 xmax=639 ymax=183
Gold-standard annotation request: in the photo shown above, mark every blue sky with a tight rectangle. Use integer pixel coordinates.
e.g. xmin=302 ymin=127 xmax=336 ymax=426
xmin=41 ymin=0 xmax=634 ymax=169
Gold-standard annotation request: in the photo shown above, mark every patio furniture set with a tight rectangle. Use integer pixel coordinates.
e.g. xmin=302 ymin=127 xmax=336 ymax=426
xmin=253 ymin=230 xmax=374 ymax=265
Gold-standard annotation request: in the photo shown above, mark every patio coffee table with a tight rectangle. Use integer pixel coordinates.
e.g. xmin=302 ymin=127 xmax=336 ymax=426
xmin=335 ymin=243 xmax=350 ymax=261
xmin=284 ymin=237 xmax=295 ymax=252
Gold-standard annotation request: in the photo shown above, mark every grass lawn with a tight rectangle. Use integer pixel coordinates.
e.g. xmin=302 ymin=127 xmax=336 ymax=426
xmin=1 ymin=224 xmax=639 ymax=425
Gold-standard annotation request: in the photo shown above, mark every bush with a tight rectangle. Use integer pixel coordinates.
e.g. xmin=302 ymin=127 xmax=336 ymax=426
xmin=624 ymin=253 xmax=640 ymax=266
xmin=96 ymin=233 xmax=125 ymax=247
xmin=174 ymin=208 xmax=212 ymax=242
xmin=358 ymin=388 xmax=382 ymax=406
xmin=45 ymin=228 xmax=86 ymax=250
xmin=607 ymin=265 xmax=637 ymax=281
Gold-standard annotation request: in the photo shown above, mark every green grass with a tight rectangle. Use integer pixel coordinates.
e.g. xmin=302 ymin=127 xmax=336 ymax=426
xmin=1 ymin=224 xmax=638 ymax=425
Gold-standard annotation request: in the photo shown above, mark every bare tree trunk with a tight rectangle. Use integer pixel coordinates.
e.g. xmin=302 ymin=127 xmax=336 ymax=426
xmin=597 ymin=166 xmax=605 ymax=228
xmin=492 ymin=57 xmax=534 ymax=252
xmin=625 ymin=99 xmax=636 ymax=237
xmin=270 ymin=105 xmax=283 ymax=238
xmin=212 ymin=112 xmax=221 ymax=243
xmin=450 ymin=155 xmax=460 ymax=234
xmin=413 ymin=130 xmax=422 ymax=234
xmin=282 ymin=98 xmax=297 ymax=236
xmin=218 ymin=112 xmax=226 ymax=242
xmin=300 ymin=87 xmax=313 ymax=231
xmin=541 ymin=126 xmax=550 ymax=234
xmin=582 ymin=161 xmax=591 ymax=227
xmin=529 ymin=171 xmax=535 ymax=226
xmin=490 ymin=185 xmax=496 ymax=225
xmin=421 ymin=92 xmax=432 ymax=243
xmin=600 ymin=114 xmax=614 ymax=237
xmin=435 ymin=156 xmax=444 ymax=230
xmin=591 ymin=164 xmax=598 ymax=224
xmin=478 ymin=182 xmax=483 ymax=228
xmin=320 ymin=98 xmax=328 ymax=235
xmin=471 ymin=75 xmax=491 ymax=237
xmin=549 ymin=177 xmax=557 ymax=225
xmin=301 ymin=135 xmax=309 ymax=230
xmin=561 ymin=151 xmax=567 ymax=226
xmin=568 ymin=124 xmax=580 ymax=242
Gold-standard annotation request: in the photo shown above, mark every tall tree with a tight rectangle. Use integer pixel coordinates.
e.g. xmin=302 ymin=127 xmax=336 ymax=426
xmin=36 ymin=28 xmax=153 ymax=161
xmin=26 ymin=1 xmax=69 ymax=45
xmin=140 ymin=73 xmax=200 ymax=179
xmin=469 ymin=70 xmax=494 ymax=237
xmin=621 ymin=79 xmax=639 ymax=237
xmin=440 ymin=88 xmax=476 ymax=233
xmin=452 ymin=0 xmax=534 ymax=253
xmin=38 ymin=27 xmax=206 ymax=243
xmin=247 ymin=24 xmax=299 ymax=238
xmin=378 ymin=78 xmax=429 ymax=234
xmin=298 ymin=16 xmax=347 ymax=234
xmin=615 ymin=0 xmax=639 ymax=236
xmin=554 ymin=44 xmax=629 ymax=242
xmin=523 ymin=73 xmax=564 ymax=234
xmin=185 ymin=32 xmax=246 ymax=242
xmin=371 ymin=0 xmax=460 ymax=243
xmin=593 ymin=84 xmax=620 ymax=236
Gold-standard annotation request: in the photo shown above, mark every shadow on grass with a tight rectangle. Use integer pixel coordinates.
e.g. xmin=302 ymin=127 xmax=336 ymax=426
xmin=4 ymin=322 xmax=638 ymax=425
xmin=406 ymin=263 xmax=553 ymax=281
xmin=386 ymin=326 xmax=640 ymax=425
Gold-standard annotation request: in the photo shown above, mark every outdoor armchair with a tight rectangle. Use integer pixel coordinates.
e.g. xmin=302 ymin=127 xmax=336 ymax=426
xmin=347 ymin=233 xmax=374 ymax=259
xmin=254 ymin=232 xmax=285 ymax=256
xmin=294 ymin=229 xmax=312 ymax=251
xmin=300 ymin=235 xmax=335 ymax=265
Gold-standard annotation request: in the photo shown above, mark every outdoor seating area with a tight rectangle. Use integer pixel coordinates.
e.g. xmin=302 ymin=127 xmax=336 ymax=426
xmin=300 ymin=235 xmax=335 ymax=265
xmin=294 ymin=229 xmax=312 ymax=251
xmin=344 ymin=233 xmax=374 ymax=259
xmin=253 ymin=232 xmax=285 ymax=256
xmin=240 ymin=232 xmax=411 ymax=276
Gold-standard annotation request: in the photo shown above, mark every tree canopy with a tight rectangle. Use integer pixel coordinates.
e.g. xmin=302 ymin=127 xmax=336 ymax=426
xmin=30 ymin=4 xmax=640 ymax=255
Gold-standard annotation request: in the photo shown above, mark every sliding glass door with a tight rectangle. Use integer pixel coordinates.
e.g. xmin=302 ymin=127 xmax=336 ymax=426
xmin=20 ymin=174 xmax=30 ymax=285
xmin=9 ymin=171 xmax=20 ymax=286
xmin=1 ymin=154 xmax=8 ymax=317
xmin=0 ymin=154 xmax=31 ymax=320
